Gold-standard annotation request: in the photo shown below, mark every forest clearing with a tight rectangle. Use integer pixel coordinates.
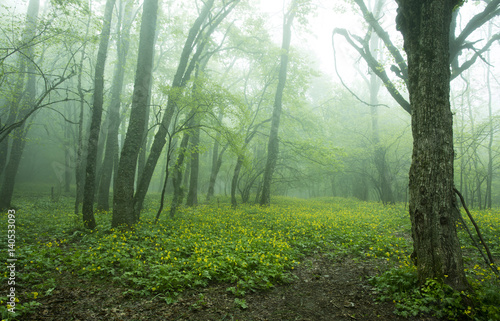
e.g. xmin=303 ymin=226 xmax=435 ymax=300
xmin=1 ymin=194 xmax=499 ymax=320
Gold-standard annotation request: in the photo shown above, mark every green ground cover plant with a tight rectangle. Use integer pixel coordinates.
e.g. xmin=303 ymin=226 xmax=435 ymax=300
xmin=0 ymin=195 xmax=498 ymax=320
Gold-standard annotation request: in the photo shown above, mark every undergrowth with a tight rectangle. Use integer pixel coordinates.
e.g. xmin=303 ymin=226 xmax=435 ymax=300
xmin=0 ymin=194 xmax=498 ymax=320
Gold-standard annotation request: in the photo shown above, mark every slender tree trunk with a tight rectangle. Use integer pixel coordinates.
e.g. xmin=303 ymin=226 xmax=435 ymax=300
xmin=260 ymin=0 xmax=297 ymax=206
xmin=169 ymin=132 xmax=190 ymax=218
xmin=396 ymin=0 xmax=470 ymax=291
xmin=74 ymin=10 xmax=92 ymax=214
xmin=231 ymin=156 xmax=243 ymax=208
xmin=0 ymin=0 xmax=39 ymax=210
xmin=96 ymin=0 xmax=133 ymax=212
xmin=464 ymin=77 xmax=483 ymax=209
xmin=186 ymin=120 xmax=200 ymax=206
xmin=137 ymin=85 xmax=152 ymax=189
xmin=206 ymin=109 xmax=226 ymax=200
xmin=207 ymin=137 xmax=220 ymax=200
xmin=133 ymin=0 xmax=240 ymax=218
xmin=82 ymin=0 xmax=115 ymax=229
xmin=112 ymin=0 xmax=158 ymax=227
xmin=485 ymin=23 xmax=493 ymax=209
xmin=133 ymin=0 xmax=214 ymax=219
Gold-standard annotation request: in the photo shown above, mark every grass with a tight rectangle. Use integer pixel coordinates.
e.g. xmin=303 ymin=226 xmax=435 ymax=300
xmin=0 ymin=194 xmax=499 ymax=320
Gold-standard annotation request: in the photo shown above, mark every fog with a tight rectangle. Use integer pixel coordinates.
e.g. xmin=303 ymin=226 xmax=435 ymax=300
xmin=1 ymin=0 xmax=499 ymax=209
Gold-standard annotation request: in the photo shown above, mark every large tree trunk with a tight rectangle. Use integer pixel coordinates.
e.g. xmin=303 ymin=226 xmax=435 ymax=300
xmin=112 ymin=0 xmax=158 ymax=227
xmin=396 ymin=0 xmax=469 ymax=291
xmin=82 ymin=0 xmax=116 ymax=229
xmin=96 ymin=0 xmax=133 ymax=212
xmin=260 ymin=0 xmax=297 ymax=206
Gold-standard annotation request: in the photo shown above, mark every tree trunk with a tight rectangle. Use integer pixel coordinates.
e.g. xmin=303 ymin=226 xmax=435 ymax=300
xmin=132 ymin=1 xmax=213 ymax=217
xmin=485 ymin=22 xmax=493 ymax=208
xmin=112 ymin=0 xmax=158 ymax=228
xmin=96 ymin=0 xmax=133 ymax=212
xmin=260 ymin=0 xmax=297 ymax=206
xmin=231 ymin=156 xmax=243 ymax=208
xmin=186 ymin=120 xmax=200 ymax=206
xmin=82 ymin=0 xmax=115 ymax=229
xmin=0 ymin=0 xmax=39 ymax=210
xmin=396 ymin=0 xmax=470 ymax=291
xmin=206 ymin=108 xmax=227 ymax=200
xmin=169 ymin=132 xmax=190 ymax=218
xmin=133 ymin=0 xmax=240 ymax=218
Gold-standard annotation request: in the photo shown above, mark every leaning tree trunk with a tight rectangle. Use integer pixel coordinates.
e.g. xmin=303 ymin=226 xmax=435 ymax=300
xmin=260 ymin=0 xmax=297 ymax=206
xmin=82 ymin=0 xmax=115 ymax=229
xmin=396 ymin=0 xmax=470 ymax=291
xmin=112 ymin=0 xmax=158 ymax=227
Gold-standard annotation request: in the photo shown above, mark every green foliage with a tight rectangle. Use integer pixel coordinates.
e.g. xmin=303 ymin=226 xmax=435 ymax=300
xmin=371 ymin=265 xmax=500 ymax=320
xmin=1 ymin=196 xmax=499 ymax=320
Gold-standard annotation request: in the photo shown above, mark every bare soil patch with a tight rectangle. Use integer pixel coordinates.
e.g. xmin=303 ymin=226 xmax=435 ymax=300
xmin=26 ymin=253 xmax=437 ymax=321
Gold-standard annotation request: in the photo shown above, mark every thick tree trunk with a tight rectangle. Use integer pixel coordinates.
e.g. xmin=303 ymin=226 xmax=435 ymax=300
xmin=260 ymin=0 xmax=297 ymax=206
xmin=112 ymin=0 xmax=158 ymax=227
xmin=82 ymin=0 xmax=115 ymax=229
xmin=396 ymin=0 xmax=469 ymax=291
xmin=96 ymin=0 xmax=133 ymax=212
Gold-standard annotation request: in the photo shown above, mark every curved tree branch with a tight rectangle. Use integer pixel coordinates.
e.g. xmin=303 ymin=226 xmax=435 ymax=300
xmin=332 ymin=28 xmax=410 ymax=113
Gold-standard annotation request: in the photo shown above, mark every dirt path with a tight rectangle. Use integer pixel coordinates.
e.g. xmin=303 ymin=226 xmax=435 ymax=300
xmin=28 ymin=254 xmax=437 ymax=321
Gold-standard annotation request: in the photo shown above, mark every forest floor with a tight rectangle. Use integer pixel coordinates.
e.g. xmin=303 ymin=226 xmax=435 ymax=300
xmin=27 ymin=253 xmax=435 ymax=321
xmin=3 ymin=195 xmax=498 ymax=320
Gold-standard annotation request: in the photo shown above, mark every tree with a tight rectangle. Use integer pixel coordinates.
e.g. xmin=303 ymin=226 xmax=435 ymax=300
xmin=133 ymin=0 xmax=240 ymax=219
xmin=0 ymin=0 xmax=40 ymax=210
xmin=96 ymin=0 xmax=135 ymax=212
xmin=81 ymin=0 xmax=116 ymax=229
xmin=396 ymin=0 xmax=469 ymax=291
xmin=112 ymin=0 xmax=159 ymax=228
xmin=334 ymin=0 xmax=500 ymax=115
xmin=260 ymin=0 xmax=299 ymax=206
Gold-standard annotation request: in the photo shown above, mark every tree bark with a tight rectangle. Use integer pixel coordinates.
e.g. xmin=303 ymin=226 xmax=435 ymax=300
xmin=396 ymin=0 xmax=470 ymax=291
xmin=96 ymin=0 xmax=133 ymax=212
xmin=186 ymin=118 xmax=200 ymax=206
xmin=82 ymin=0 xmax=115 ymax=229
xmin=132 ymin=0 xmax=215 ymax=218
xmin=231 ymin=156 xmax=243 ymax=208
xmin=260 ymin=0 xmax=297 ymax=206
xmin=485 ymin=23 xmax=493 ymax=209
xmin=0 ymin=0 xmax=39 ymax=210
xmin=112 ymin=0 xmax=158 ymax=227
xmin=169 ymin=132 xmax=190 ymax=218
